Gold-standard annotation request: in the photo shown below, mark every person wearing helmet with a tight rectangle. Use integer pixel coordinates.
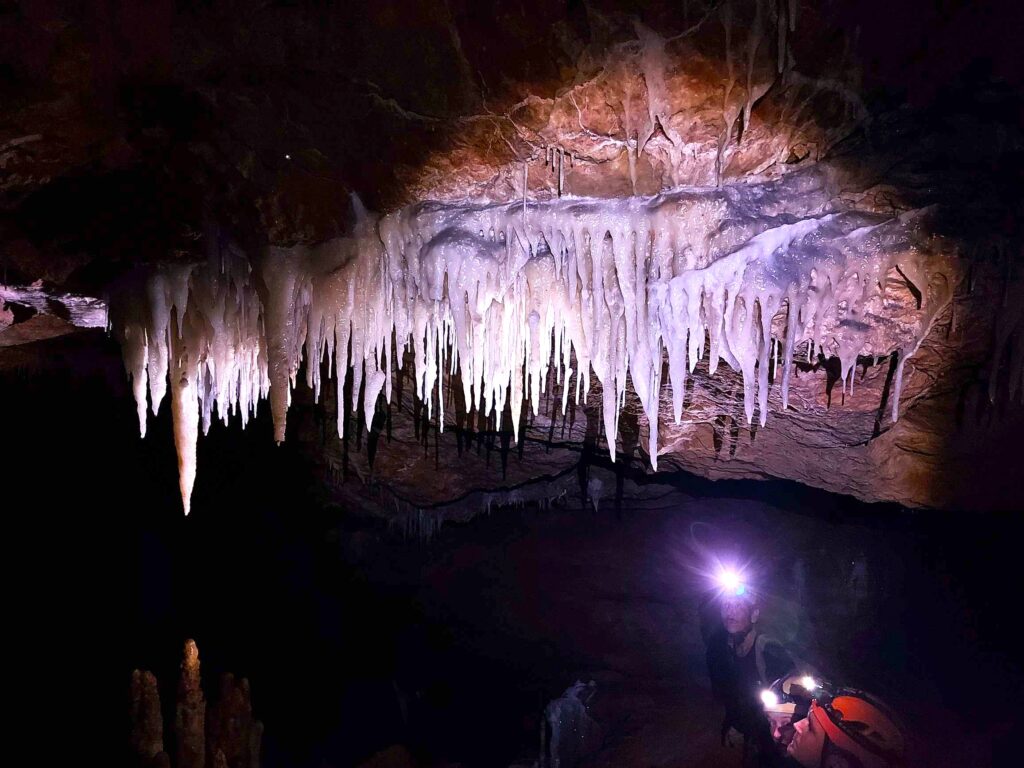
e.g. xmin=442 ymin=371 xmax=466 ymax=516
xmin=784 ymin=688 xmax=905 ymax=768
xmin=706 ymin=574 xmax=795 ymax=766
xmin=761 ymin=674 xmax=817 ymax=750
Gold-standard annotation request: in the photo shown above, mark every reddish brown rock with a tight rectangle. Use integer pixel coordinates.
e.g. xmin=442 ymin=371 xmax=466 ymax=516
xmin=130 ymin=669 xmax=165 ymax=765
xmin=175 ymin=639 xmax=206 ymax=768
xmin=128 ymin=643 xmax=263 ymax=768
xmin=206 ymin=673 xmax=263 ymax=768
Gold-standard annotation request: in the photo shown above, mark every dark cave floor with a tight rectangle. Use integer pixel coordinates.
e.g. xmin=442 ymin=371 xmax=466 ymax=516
xmin=335 ymin=488 xmax=1019 ymax=768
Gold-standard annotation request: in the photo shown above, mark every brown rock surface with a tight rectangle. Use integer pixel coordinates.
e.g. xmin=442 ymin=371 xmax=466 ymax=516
xmin=176 ymin=640 xmax=206 ymax=768
xmin=206 ymin=673 xmax=263 ymax=768
xmin=130 ymin=669 xmax=165 ymax=765
xmin=130 ymin=641 xmax=264 ymax=768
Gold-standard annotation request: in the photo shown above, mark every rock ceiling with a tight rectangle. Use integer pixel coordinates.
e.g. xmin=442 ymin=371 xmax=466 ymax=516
xmin=1 ymin=1 xmax=1022 ymax=514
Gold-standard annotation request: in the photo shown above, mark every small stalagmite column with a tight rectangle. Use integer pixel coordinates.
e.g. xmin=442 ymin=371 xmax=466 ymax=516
xmin=176 ymin=639 xmax=206 ymax=768
xmin=131 ymin=640 xmax=263 ymax=768
xmin=130 ymin=669 xmax=166 ymax=765
xmin=207 ymin=673 xmax=264 ymax=768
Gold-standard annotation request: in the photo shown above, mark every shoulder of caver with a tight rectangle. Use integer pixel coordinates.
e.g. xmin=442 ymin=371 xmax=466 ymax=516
xmin=754 ymin=633 xmax=797 ymax=684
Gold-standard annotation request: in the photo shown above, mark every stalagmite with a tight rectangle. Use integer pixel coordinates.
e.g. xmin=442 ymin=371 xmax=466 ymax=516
xmin=112 ymin=166 xmax=951 ymax=514
xmin=176 ymin=640 xmax=205 ymax=768
xmin=207 ymin=673 xmax=263 ymax=768
xmin=130 ymin=669 xmax=165 ymax=764
xmin=134 ymin=641 xmax=263 ymax=768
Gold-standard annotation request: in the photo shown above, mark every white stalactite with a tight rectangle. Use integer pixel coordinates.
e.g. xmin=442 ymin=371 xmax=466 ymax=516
xmin=112 ymin=171 xmax=949 ymax=514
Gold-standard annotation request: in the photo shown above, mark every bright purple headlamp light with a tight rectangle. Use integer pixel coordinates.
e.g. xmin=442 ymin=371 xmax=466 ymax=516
xmin=715 ymin=567 xmax=748 ymax=597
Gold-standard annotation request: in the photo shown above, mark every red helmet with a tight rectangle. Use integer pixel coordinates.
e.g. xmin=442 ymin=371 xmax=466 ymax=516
xmin=809 ymin=690 xmax=905 ymax=768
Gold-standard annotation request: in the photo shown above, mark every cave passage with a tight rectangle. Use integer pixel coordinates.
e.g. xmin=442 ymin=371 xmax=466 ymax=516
xmin=6 ymin=337 xmax=1020 ymax=768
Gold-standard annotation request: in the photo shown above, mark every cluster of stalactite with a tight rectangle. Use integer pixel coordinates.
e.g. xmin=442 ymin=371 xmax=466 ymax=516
xmin=111 ymin=165 xmax=961 ymax=514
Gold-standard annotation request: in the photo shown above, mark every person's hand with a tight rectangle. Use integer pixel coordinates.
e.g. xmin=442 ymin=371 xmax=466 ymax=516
xmin=724 ymin=726 xmax=743 ymax=748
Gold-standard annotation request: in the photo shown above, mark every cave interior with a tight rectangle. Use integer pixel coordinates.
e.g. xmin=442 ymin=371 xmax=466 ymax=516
xmin=2 ymin=2 xmax=1023 ymax=767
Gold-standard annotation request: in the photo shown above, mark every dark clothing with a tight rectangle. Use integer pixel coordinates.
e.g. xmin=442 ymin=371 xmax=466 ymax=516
xmin=707 ymin=628 xmax=795 ymax=766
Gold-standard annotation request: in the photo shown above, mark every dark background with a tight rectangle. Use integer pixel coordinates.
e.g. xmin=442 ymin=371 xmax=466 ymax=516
xmin=5 ymin=332 xmax=1022 ymax=766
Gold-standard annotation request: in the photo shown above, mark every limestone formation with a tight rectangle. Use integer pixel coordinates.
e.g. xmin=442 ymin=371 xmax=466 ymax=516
xmin=130 ymin=669 xmax=165 ymax=765
xmin=175 ymin=640 xmax=206 ymax=768
xmin=130 ymin=641 xmax=263 ymax=768
xmin=2 ymin=1 xmax=1020 ymax=513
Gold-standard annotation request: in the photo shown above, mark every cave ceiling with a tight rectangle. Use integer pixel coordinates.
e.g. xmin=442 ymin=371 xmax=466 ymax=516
xmin=1 ymin=0 xmax=1022 ymax=516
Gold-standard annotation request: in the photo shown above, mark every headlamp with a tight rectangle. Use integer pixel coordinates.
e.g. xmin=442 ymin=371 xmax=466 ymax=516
xmin=764 ymin=678 xmax=904 ymax=763
xmin=716 ymin=568 xmax=749 ymax=598
xmin=762 ymin=674 xmax=828 ymax=719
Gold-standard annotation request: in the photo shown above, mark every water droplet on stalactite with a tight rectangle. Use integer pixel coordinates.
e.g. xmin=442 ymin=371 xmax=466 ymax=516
xmin=111 ymin=175 xmax=949 ymax=514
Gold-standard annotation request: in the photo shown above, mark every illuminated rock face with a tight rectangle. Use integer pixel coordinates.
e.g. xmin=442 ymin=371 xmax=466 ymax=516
xmin=4 ymin=1 xmax=1022 ymax=513
xmin=176 ymin=640 xmax=206 ymax=768
xmin=110 ymin=161 xmax=979 ymax=515
xmin=130 ymin=641 xmax=263 ymax=768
